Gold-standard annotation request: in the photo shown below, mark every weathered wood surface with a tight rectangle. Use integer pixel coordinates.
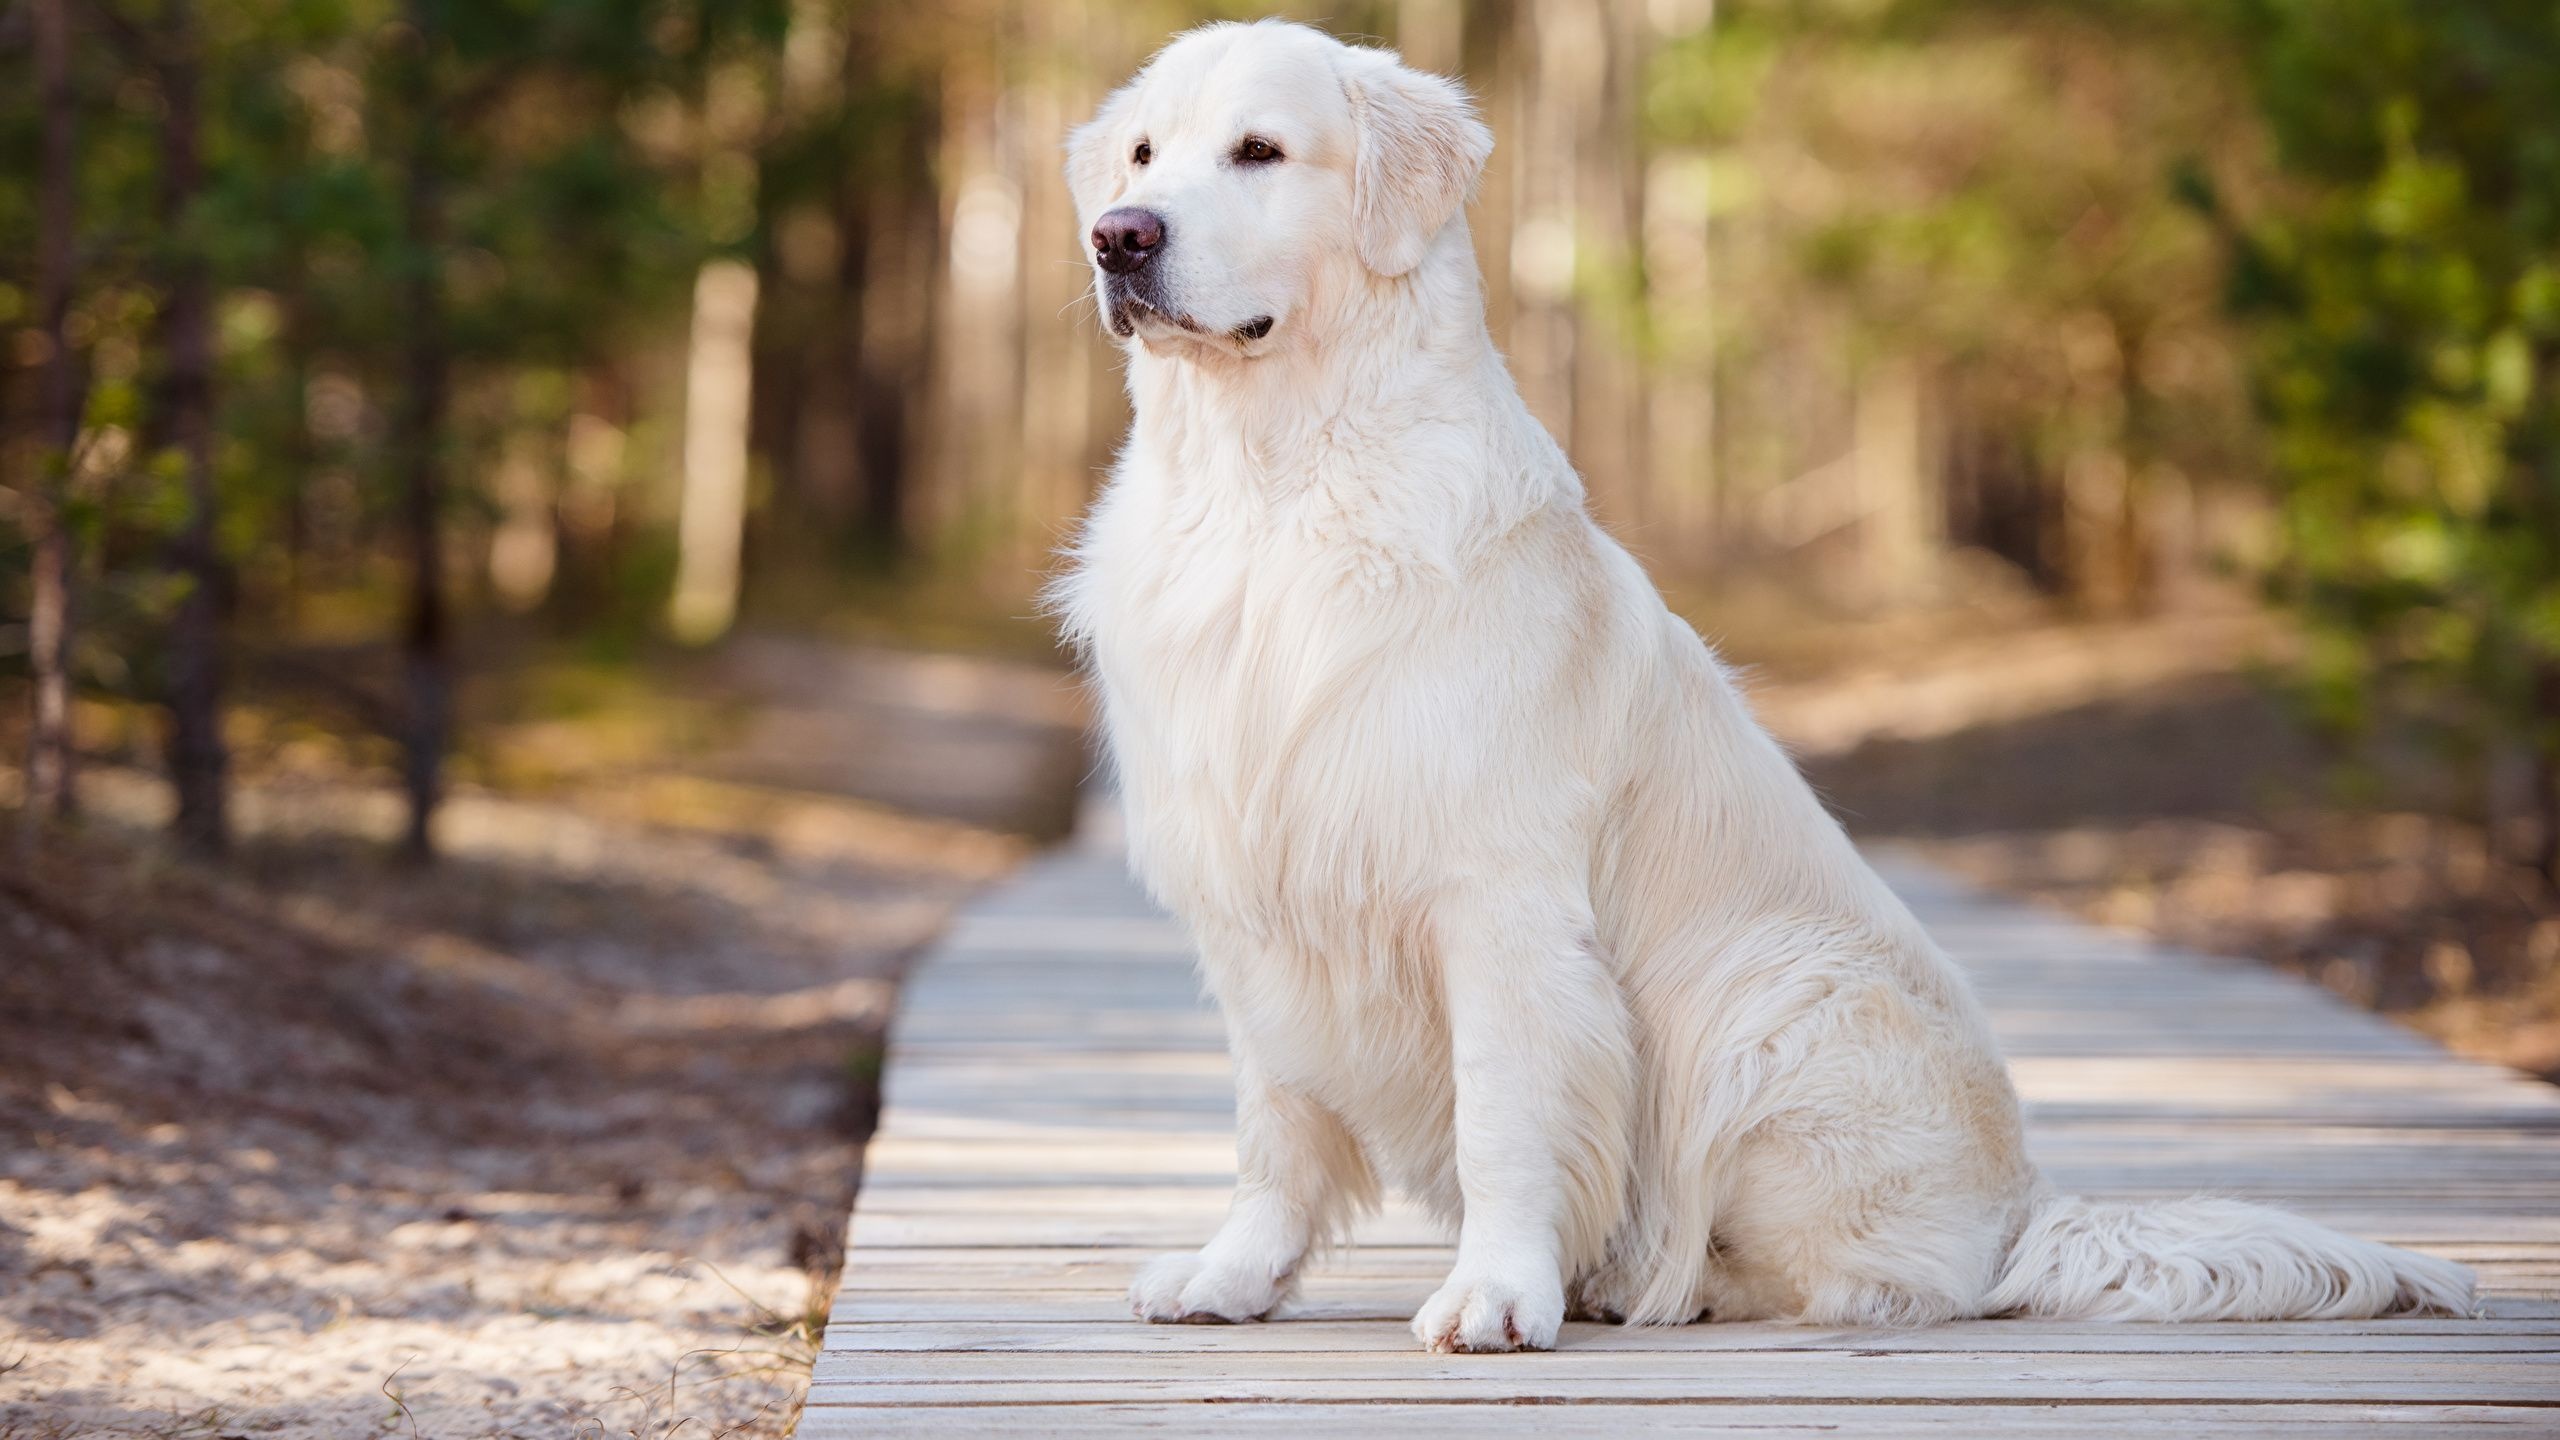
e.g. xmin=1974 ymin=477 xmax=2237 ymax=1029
xmin=804 ymin=819 xmax=2560 ymax=1437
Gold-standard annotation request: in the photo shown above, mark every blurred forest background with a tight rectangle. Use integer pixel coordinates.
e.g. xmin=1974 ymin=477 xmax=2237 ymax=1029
xmin=4 ymin=0 xmax=2559 ymax=1430
xmin=3 ymin=0 xmax=2559 ymax=1094
xmin=5 ymin=0 xmax=2558 ymax=863
xmin=6 ymin=0 xmax=2560 ymax=1051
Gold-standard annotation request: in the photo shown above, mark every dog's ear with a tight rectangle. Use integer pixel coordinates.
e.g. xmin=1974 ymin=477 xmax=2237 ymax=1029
xmin=1065 ymin=82 xmax=1137 ymax=222
xmin=1341 ymin=48 xmax=1493 ymax=277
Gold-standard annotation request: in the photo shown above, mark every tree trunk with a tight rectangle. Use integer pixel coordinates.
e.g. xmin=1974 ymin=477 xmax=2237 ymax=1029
xmin=26 ymin=0 xmax=81 ymax=826
xmin=835 ymin=186 xmax=884 ymax=546
xmin=1854 ymin=358 xmax=1935 ymax=608
xmin=669 ymin=258 xmax=760 ymax=644
xmin=157 ymin=0 xmax=230 ymax=853
xmin=669 ymin=52 xmax=767 ymax=642
xmin=394 ymin=0 xmax=451 ymax=862
xmin=2530 ymin=662 xmax=2560 ymax=893
xmin=278 ymin=258 xmax=314 ymax=617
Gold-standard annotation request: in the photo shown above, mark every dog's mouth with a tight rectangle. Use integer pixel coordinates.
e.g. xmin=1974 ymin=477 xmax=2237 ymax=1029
xmin=1105 ymin=281 xmax=1275 ymax=349
xmin=1106 ymin=293 xmax=1196 ymax=339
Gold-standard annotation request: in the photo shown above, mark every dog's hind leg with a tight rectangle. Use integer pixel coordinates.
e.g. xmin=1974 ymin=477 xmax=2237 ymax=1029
xmin=1705 ymin=1005 xmax=2035 ymax=1329
xmin=1130 ymin=1058 xmax=1375 ymax=1324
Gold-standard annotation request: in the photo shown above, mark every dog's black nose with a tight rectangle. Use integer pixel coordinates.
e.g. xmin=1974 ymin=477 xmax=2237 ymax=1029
xmin=1092 ymin=208 xmax=1165 ymax=275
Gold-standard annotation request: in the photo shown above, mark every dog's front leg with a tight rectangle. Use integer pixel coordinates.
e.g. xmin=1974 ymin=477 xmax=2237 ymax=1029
xmin=1413 ymin=890 xmax=1633 ymax=1353
xmin=1130 ymin=1057 xmax=1371 ymax=1324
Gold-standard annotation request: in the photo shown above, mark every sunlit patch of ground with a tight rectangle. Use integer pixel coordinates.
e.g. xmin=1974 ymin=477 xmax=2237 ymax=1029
xmin=1752 ymin=603 xmax=2560 ymax=1083
xmin=1910 ymin=816 xmax=2560 ymax=1082
xmin=0 ymin=643 xmax=1068 ymax=1438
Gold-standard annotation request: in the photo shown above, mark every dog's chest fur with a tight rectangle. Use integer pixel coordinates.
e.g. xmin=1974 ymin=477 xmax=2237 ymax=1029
xmin=1060 ymin=433 xmax=1532 ymax=1194
xmin=1075 ymin=462 xmax=1461 ymax=928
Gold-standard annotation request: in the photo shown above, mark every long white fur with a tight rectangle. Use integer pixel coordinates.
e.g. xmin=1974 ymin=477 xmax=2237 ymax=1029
xmin=1053 ymin=19 xmax=2477 ymax=1353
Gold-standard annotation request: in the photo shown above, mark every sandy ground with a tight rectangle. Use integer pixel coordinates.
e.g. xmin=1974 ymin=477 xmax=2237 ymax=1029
xmin=1753 ymin=606 xmax=2560 ymax=1081
xmin=0 ymin=644 xmax=1075 ymax=1438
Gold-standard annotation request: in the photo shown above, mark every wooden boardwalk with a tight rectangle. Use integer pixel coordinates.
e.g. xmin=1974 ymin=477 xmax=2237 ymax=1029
xmin=805 ymin=815 xmax=2560 ymax=1437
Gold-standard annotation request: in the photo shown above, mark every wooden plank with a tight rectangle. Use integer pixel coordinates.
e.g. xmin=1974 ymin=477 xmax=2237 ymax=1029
xmin=798 ymin=1404 xmax=2550 ymax=1439
xmin=831 ymin=1242 xmax=2560 ymax=1289
xmin=804 ymin=1346 xmax=2560 ymax=1401
xmin=828 ymin=1291 xmax=2560 ymax=1324
xmin=807 ymin=829 xmax=2560 ymax=1437
xmin=816 ymin=1317 xmax=2560 ymax=1354
xmin=826 ymin=1283 xmax=2560 ymax=1320
xmin=842 ymin=1201 xmax=2560 ymax=1250
xmin=809 ymin=1345 xmax=2560 ymax=1385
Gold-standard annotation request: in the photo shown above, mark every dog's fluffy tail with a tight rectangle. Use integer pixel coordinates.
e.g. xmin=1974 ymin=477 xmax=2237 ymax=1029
xmin=1983 ymin=1192 xmax=2476 ymax=1321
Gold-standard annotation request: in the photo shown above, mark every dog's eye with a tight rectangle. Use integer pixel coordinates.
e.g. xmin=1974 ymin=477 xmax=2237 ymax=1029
xmin=1132 ymin=141 xmax=1151 ymax=166
xmin=1234 ymin=136 xmax=1282 ymax=165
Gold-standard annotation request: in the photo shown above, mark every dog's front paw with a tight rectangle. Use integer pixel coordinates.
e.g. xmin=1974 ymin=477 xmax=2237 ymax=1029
xmin=1413 ymin=1264 xmax=1565 ymax=1352
xmin=1128 ymin=1250 xmax=1289 ymax=1324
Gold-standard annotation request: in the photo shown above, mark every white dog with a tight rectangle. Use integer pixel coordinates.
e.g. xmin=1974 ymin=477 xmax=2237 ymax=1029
xmin=1053 ymin=19 xmax=2475 ymax=1353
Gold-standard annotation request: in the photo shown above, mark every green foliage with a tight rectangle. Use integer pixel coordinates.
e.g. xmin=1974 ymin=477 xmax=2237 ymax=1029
xmin=1 ymin=0 xmax=802 ymax=645
xmin=2208 ymin=1 xmax=2560 ymax=793
xmin=1642 ymin=0 xmax=2261 ymax=604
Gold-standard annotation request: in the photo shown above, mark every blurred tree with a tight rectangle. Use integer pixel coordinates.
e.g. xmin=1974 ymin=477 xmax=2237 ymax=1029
xmin=0 ymin=0 xmax=779 ymax=855
xmin=1648 ymin=0 xmax=2258 ymax=612
xmin=2204 ymin=0 xmax=2560 ymax=878
xmin=114 ymin=0 xmax=232 ymax=852
xmin=354 ymin=0 xmax=761 ymax=855
xmin=384 ymin=0 xmax=452 ymax=861
xmin=747 ymin=0 xmax=941 ymax=568
xmin=25 ymin=0 xmax=82 ymax=826
xmin=668 ymin=43 xmax=773 ymax=644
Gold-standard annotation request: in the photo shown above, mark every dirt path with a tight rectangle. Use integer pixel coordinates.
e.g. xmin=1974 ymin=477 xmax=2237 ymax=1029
xmin=1749 ymin=607 xmax=2560 ymax=1082
xmin=0 ymin=645 xmax=1081 ymax=1438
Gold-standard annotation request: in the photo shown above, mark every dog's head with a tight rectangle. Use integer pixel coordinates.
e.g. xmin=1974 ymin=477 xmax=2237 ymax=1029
xmin=1066 ymin=21 xmax=1492 ymax=361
